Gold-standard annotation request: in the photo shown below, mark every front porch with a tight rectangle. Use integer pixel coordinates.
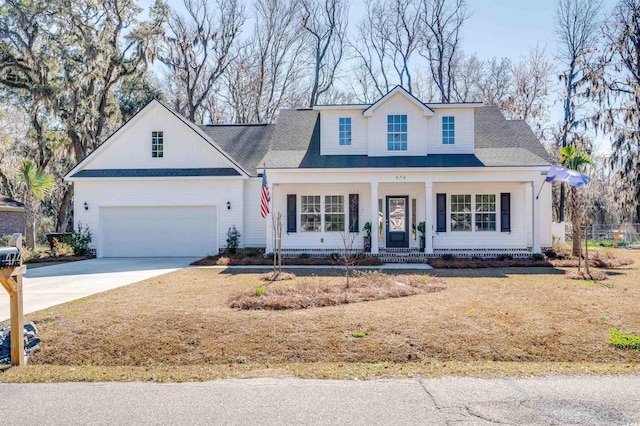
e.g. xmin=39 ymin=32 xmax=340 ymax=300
xmin=265 ymin=169 xmax=550 ymax=256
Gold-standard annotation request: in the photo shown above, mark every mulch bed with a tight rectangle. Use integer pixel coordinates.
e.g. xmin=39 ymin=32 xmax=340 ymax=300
xmin=228 ymin=272 xmax=447 ymax=310
xmin=192 ymin=254 xmax=383 ymax=267
xmin=26 ymin=254 xmax=95 ymax=264
xmin=565 ymin=270 xmax=609 ymax=281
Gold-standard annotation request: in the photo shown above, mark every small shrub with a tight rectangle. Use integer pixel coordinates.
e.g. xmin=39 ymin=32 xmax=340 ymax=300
xmin=350 ymin=331 xmax=369 ymax=338
xmin=255 ymin=286 xmax=266 ymax=296
xmin=441 ymin=253 xmax=455 ymax=261
xmin=225 ymin=225 xmax=241 ymax=254
xmin=22 ymin=248 xmax=41 ymax=263
xmin=531 ymin=253 xmax=545 ymax=261
xmin=70 ymin=223 xmax=93 ymax=256
xmin=608 ymin=328 xmax=640 ymax=350
xmin=328 ymin=252 xmax=340 ymax=261
xmin=496 ymin=254 xmax=514 ymax=261
xmin=298 ymin=253 xmax=311 ymax=259
xmin=0 ymin=234 xmax=10 ymax=246
xmin=544 ymin=249 xmax=557 ymax=258
xmin=240 ymin=248 xmax=263 ymax=258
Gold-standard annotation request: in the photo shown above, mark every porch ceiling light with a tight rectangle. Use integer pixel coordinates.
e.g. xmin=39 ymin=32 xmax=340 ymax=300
xmin=226 ymin=201 xmax=231 ymax=210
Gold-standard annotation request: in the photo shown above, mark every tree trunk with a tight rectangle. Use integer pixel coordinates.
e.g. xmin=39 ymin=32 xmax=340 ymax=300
xmin=23 ymin=192 xmax=35 ymax=250
xmin=56 ymin=185 xmax=73 ymax=232
xmin=570 ymin=186 xmax=582 ymax=257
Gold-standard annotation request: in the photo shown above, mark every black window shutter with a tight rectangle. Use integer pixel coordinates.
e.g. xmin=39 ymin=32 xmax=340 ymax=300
xmin=287 ymin=194 xmax=296 ymax=233
xmin=349 ymin=194 xmax=359 ymax=232
xmin=436 ymin=193 xmax=446 ymax=232
xmin=500 ymin=193 xmax=511 ymax=232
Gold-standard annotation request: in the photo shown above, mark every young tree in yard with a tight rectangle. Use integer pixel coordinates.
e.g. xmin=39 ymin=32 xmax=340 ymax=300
xmin=301 ymin=0 xmax=349 ymax=107
xmin=19 ymin=160 xmax=53 ymax=249
xmin=554 ymin=0 xmax=602 ymax=222
xmin=560 ymin=145 xmax=593 ymax=257
xmin=159 ymin=0 xmax=244 ymax=123
xmin=591 ymin=0 xmax=640 ymax=222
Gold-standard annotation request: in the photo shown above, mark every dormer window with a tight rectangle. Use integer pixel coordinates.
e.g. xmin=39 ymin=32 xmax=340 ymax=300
xmin=152 ymin=131 xmax=164 ymax=158
xmin=339 ymin=117 xmax=351 ymax=145
xmin=442 ymin=116 xmax=455 ymax=144
xmin=387 ymin=114 xmax=407 ymax=151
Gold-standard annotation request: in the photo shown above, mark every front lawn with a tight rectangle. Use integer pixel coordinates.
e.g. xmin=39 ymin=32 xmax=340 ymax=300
xmin=2 ymin=248 xmax=639 ymax=382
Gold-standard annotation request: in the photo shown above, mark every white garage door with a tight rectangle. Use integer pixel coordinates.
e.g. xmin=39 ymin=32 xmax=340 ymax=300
xmin=101 ymin=206 xmax=217 ymax=257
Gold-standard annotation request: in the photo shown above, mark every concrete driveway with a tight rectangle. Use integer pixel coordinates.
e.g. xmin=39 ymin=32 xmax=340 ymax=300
xmin=0 ymin=257 xmax=197 ymax=321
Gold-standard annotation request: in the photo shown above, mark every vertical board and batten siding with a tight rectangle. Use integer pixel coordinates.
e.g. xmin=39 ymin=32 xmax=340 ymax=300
xmin=270 ymin=183 xmax=371 ymax=250
xmin=319 ymin=109 xmax=368 ymax=155
xmin=366 ymin=93 xmax=429 ymax=157
xmin=425 ymin=108 xmax=475 ymax=154
xmin=84 ymin=103 xmax=237 ymax=170
xmin=73 ymin=178 xmax=244 ymax=257
xmin=243 ymin=178 xmax=267 ymax=247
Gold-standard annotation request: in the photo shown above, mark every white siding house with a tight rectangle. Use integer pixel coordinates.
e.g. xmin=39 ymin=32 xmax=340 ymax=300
xmin=65 ymin=87 xmax=553 ymax=258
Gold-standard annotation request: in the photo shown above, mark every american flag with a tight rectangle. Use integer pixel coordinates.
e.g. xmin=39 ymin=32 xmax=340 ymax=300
xmin=260 ymin=169 xmax=270 ymax=218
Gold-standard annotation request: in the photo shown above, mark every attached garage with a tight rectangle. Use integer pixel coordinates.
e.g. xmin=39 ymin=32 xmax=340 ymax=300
xmin=100 ymin=206 xmax=217 ymax=257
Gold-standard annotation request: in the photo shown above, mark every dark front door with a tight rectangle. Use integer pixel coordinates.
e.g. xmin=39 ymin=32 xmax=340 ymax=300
xmin=386 ymin=196 xmax=409 ymax=248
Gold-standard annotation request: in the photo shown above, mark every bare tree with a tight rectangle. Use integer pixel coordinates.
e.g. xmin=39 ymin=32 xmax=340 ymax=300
xmin=159 ymin=0 xmax=244 ymax=123
xmin=224 ymin=0 xmax=307 ymax=123
xmin=592 ymin=0 xmax=640 ymax=222
xmin=301 ymin=0 xmax=348 ymax=107
xmin=350 ymin=0 xmax=422 ymax=101
xmin=555 ymin=0 xmax=602 ymax=221
xmin=477 ymin=57 xmax=513 ymax=106
xmin=419 ymin=0 xmax=469 ymax=102
xmin=451 ymin=52 xmax=482 ymax=102
xmin=504 ymin=46 xmax=554 ymax=140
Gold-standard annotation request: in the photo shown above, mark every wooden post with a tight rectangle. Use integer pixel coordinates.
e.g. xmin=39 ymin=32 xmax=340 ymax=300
xmin=1 ymin=233 xmax=25 ymax=366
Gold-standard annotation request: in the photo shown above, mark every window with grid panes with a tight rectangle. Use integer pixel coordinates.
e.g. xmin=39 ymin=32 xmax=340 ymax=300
xmin=152 ymin=131 xmax=164 ymax=157
xmin=475 ymin=194 xmax=496 ymax=231
xmin=450 ymin=194 xmax=471 ymax=231
xmin=339 ymin=117 xmax=351 ymax=145
xmin=387 ymin=114 xmax=407 ymax=151
xmin=442 ymin=116 xmax=455 ymax=144
xmin=324 ymin=195 xmax=345 ymax=231
xmin=301 ymin=196 xmax=321 ymax=232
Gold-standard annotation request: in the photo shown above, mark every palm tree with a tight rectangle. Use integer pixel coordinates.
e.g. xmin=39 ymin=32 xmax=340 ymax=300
xmin=19 ymin=160 xmax=54 ymax=249
xmin=560 ymin=146 xmax=593 ymax=257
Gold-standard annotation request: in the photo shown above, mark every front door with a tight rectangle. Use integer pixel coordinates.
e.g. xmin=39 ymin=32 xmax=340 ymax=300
xmin=386 ymin=196 xmax=409 ymax=248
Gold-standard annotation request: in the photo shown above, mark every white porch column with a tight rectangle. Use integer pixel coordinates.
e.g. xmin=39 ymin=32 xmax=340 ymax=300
xmin=424 ymin=182 xmax=433 ymax=254
xmin=532 ymin=181 xmax=541 ymax=253
xmin=370 ymin=181 xmax=379 ymax=254
xmin=265 ymin=183 xmax=274 ymax=253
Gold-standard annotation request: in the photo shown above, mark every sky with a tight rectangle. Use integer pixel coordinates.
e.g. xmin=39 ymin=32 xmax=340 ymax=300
xmin=152 ymin=0 xmax=619 ymax=152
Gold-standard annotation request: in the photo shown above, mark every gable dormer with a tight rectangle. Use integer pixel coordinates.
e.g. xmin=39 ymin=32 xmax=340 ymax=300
xmin=315 ymin=86 xmax=481 ymax=158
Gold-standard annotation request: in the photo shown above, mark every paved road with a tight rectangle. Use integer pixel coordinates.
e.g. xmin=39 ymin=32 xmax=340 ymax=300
xmin=0 ymin=258 xmax=198 ymax=321
xmin=1 ymin=376 xmax=639 ymax=425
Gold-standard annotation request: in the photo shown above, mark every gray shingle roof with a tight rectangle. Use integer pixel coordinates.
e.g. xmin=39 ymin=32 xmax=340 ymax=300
xmin=260 ymin=106 xmax=551 ymax=169
xmin=198 ymin=124 xmax=274 ymax=176
xmin=71 ymin=168 xmax=241 ymax=178
xmin=0 ymin=196 xmax=24 ymax=209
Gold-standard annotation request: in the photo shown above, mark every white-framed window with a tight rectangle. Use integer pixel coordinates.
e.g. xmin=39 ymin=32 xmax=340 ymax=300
xmin=339 ymin=117 xmax=351 ymax=146
xmin=152 ymin=131 xmax=164 ymax=158
xmin=301 ymin=196 xmax=321 ymax=232
xmin=442 ymin=116 xmax=455 ymax=144
xmin=450 ymin=194 xmax=497 ymax=232
xmin=324 ymin=195 xmax=345 ymax=231
xmin=387 ymin=114 xmax=407 ymax=151
xmin=450 ymin=194 xmax=471 ymax=231
xmin=475 ymin=194 xmax=496 ymax=231
xmin=300 ymin=195 xmax=346 ymax=232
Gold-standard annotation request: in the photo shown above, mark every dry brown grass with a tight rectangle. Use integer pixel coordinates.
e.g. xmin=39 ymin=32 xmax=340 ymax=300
xmin=259 ymin=271 xmax=296 ymax=281
xmin=229 ymin=272 xmax=446 ymax=310
xmin=8 ymin=248 xmax=640 ymax=375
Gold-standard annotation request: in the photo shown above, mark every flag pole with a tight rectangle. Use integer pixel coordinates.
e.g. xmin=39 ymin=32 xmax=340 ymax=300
xmin=535 ymin=179 xmax=547 ymax=200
